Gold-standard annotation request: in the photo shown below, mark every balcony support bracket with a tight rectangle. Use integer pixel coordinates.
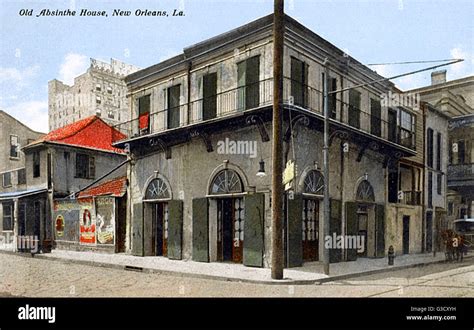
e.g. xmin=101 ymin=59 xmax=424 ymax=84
xmin=357 ymin=141 xmax=380 ymax=162
xmin=148 ymin=137 xmax=171 ymax=159
xmin=246 ymin=115 xmax=270 ymax=142
xmin=329 ymin=130 xmax=350 ymax=146
xmin=283 ymin=114 xmax=310 ymax=142
xmin=190 ymin=130 xmax=213 ymax=152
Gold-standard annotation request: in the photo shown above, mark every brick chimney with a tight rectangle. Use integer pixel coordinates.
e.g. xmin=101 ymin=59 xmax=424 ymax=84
xmin=431 ymin=70 xmax=447 ymax=85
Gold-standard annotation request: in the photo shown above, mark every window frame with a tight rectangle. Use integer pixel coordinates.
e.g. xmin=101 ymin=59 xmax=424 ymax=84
xmin=10 ymin=135 xmax=19 ymax=159
xmin=17 ymin=168 xmax=26 ymax=185
xmin=75 ymin=153 xmax=95 ymax=179
xmin=2 ymin=202 xmax=14 ymax=231
xmin=33 ymin=151 xmax=41 ymax=178
xmin=2 ymin=172 xmax=12 ymax=187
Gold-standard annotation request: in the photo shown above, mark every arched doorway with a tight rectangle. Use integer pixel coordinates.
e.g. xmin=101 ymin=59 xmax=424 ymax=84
xmin=355 ymin=180 xmax=375 ymax=258
xmin=301 ymin=170 xmax=324 ymax=262
xmin=209 ymin=169 xmax=245 ymax=263
xmin=144 ymin=177 xmax=171 ymax=257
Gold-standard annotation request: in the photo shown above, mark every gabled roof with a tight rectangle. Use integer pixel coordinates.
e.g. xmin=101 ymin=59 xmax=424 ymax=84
xmin=26 ymin=116 xmax=126 ymax=154
xmin=78 ymin=176 xmax=127 ymax=198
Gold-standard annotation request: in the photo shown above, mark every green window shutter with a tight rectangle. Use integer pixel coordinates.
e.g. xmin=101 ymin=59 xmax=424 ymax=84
xmin=375 ymin=203 xmax=385 ymax=258
xmin=287 ymin=193 xmax=303 ymax=267
xmin=237 ymin=60 xmax=246 ymax=110
xmin=329 ymin=199 xmax=342 ymax=263
xmin=192 ymin=198 xmax=209 ymax=262
xmin=245 ymin=56 xmax=260 ymax=109
xmin=168 ymin=200 xmax=183 ymax=260
xmin=243 ymin=193 xmax=265 ymax=267
xmin=345 ymin=201 xmax=358 ymax=261
xmin=132 ymin=203 xmax=144 ymax=256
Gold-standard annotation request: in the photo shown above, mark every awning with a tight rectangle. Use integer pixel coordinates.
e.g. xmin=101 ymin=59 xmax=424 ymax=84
xmin=77 ymin=176 xmax=127 ymax=199
xmin=0 ymin=188 xmax=47 ymax=201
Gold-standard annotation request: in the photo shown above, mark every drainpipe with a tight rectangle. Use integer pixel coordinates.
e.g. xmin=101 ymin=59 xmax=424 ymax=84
xmin=340 ymin=141 xmax=345 ymax=261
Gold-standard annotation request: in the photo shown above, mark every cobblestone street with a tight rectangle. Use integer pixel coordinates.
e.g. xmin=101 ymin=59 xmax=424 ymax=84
xmin=0 ymin=254 xmax=472 ymax=297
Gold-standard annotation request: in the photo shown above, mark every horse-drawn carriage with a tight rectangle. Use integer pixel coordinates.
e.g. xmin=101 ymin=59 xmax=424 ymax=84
xmin=440 ymin=218 xmax=473 ymax=261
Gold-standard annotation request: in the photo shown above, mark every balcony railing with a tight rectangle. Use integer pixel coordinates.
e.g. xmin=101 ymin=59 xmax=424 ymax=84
xmin=112 ymin=78 xmax=273 ymax=142
xmin=448 ymin=163 xmax=474 ymax=181
xmin=112 ymin=77 xmax=416 ymax=151
xmin=401 ymin=190 xmax=422 ymax=206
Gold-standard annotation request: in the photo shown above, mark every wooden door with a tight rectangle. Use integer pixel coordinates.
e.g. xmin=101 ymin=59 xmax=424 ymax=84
xmin=217 ymin=198 xmax=243 ymax=263
xmin=302 ymin=199 xmax=319 ymax=261
xmin=357 ymin=213 xmax=368 ymax=257
xmin=153 ymin=203 xmax=168 ymax=257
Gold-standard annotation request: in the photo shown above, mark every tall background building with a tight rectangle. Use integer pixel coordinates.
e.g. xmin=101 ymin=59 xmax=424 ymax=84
xmin=48 ymin=58 xmax=140 ymax=131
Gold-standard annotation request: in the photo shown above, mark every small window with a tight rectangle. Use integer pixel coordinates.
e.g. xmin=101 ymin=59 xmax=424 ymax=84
xmin=108 ymin=110 xmax=114 ymax=119
xmin=96 ymin=109 xmax=102 ymax=117
xmin=107 ymin=86 xmax=113 ymax=94
xmin=427 ymin=128 xmax=434 ymax=168
xmin=33 ymin=151 xmax=40 ymax=178
xmin=2 ymin=203 xmax=13 ymax=231
xmin=96 ymin=96 xmax=101 ymax=104
xmin=17 ymin=168 xmax=26 ymax=185
xmin=2 ymin=172 xmax=12 ymax=187
xmin=10 ymin=135 xmax=19 ymax=158
xmin=448 ymin=201 xmax=454 ymax=216
xmin=75 ymin=153 xmax=95 ymax=179
xmin=96 ymin=84 xmax=101 ymax=92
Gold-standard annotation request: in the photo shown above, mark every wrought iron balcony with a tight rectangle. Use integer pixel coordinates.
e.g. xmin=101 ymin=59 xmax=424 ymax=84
xmin=400 ymin=190 xmax=422 ymax=206
xmin=448 ymin=163 xmax=474 ymax=184
xmin=112 ymin=77 xmax=417 ymax=153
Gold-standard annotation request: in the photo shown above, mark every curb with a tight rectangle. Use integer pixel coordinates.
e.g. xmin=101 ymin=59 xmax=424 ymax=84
xmin=0 ymin=249 xmax=472 ymax=285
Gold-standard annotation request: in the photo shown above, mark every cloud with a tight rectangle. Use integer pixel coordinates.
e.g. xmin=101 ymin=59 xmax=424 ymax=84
xmin=58 ymin=53 xmax=89 ymax=85
xmin=2 ymin=100 xmax=48 ymax=133
xmin=0 ymin=65 xmax=40 ymax=91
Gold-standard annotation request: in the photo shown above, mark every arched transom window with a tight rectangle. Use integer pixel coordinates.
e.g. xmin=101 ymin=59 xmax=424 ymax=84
xmin=304 ymin=170 xmax=324 ymax=195
xmin=145 ymin=178 xmax=171 ymax=200
xmin=356 ymin=180 xmax=375 ymax=202
xmin=210 ymin=169 xmax=243 ymax=194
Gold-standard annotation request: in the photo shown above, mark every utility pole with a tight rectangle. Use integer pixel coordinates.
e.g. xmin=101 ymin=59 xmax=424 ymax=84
xmin=322 ymin=62 xmax=330 ymax=275
xmin=271 ymin=0 xmax=284 ymax=280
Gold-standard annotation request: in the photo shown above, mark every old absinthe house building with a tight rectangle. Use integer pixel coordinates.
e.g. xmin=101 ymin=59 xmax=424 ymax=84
xmin=113 ymin=14 xmax=428 ymax=268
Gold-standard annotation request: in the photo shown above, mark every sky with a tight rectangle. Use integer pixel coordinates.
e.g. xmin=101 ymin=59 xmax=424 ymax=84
xmin=0 ymin=0 xmax=473 ymax=133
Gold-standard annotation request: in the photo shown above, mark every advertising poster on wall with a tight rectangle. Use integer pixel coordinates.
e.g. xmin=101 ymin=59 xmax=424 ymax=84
xmin=79 ymin=198 xmax=96 ymax=245
xmin=95 ymin=197 xmax=115 ymax=245
xmin=53 ymin=200 xmax=80 ymax=242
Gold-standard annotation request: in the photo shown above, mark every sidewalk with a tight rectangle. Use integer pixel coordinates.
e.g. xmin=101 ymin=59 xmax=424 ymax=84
xmin=9 ymin=249 xmax=468 ymax=284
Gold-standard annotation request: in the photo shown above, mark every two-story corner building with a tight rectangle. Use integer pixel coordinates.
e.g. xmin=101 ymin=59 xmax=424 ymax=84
xmin=0 ymin=115 xmax=128 ymax=253
xmin=48 ymin=58 xmax=140 ymax=131
xmin=113 ymin=14 xmax=423 ymax=268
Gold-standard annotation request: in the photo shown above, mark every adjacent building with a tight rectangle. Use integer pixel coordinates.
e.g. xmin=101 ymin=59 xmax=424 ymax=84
xmin=112 ymin=14 xmax=441 ymax=267
xmin=0 ymin=115 xmax=128 ymax=253
xmin=48 ymin=58 xmax=140 ymax=131
xmin=409 ymin=72 xmax=474 ymax=227
xmin=0 ymin=111 xmax=45 ymax=248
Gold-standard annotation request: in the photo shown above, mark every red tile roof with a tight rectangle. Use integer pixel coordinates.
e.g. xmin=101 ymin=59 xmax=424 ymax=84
xmin=78 ymin=176 xmax=128 ymax=198
xmin=33 ymin=116 xmax=126 ymax=153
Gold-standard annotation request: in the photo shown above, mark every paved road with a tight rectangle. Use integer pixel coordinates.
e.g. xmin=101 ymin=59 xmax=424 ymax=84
xmin=0 ymin=253 xmax=472 ymax=297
